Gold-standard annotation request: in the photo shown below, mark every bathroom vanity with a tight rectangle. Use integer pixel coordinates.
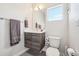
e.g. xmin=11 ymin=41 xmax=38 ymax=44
xmin=24 ymin=31 xmax=45 ymax=51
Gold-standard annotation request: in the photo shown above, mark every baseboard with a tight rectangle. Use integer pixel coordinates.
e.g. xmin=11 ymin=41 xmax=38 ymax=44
xmin=13 ymin=48 xmax=29 ymax=56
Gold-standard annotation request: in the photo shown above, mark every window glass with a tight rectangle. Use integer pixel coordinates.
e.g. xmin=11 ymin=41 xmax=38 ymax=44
xmin=47 ymin=6 xmax=63 ymax=21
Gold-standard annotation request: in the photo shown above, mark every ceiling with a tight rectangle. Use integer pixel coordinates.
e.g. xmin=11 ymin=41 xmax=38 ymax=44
xmin=32 ymin=3 xmax=61 ymax=10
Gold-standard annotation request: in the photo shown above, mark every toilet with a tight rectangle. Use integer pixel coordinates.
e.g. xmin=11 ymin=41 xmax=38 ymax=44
xmin=46 ymin=36 xmax=61 ymax=56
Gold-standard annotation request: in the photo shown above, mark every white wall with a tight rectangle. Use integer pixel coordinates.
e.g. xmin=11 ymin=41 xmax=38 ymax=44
xmin=0 ymin=3 xmax=32 ymax=56
xmin=46 ymin=4 xmax=64 ymax=36
xmin=46 ymin=4 xmax=69 ymax=55
xmin=46 ymin=21 xmax=64 ymax=37
xmin=0 ymin=3 xmax=33 ymax=29
xmin=69 ymin=4 xmax=79 ymax=51
xmin=32 ymin=10 xmax=45 ymax=31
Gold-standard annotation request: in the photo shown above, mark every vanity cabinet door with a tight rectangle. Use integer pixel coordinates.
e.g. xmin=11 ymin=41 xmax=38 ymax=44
xmin=31 ymin=33 xmax=45 ymax=51
xmin=25 ymin=40 xmax=32 ymax=48
xmin=25 ymin=32 xmax=32 ymax=40
xmin=24 ymin=32 xmax=45 ymax=51
xmin=32 ymin=36 xmax=42 ymax=43
xmin=31 ymin=42 xmax=41 ymax=51
xmin=24 ymin=32 xmax=32 ymax=48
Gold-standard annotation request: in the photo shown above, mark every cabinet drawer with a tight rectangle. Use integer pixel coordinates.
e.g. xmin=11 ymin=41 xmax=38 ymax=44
xmin=24 ymin=40 xmax=32 ymax=48
xmin=25 ymin=40 xmax=31 ymax=44
xmin=25 ymin=36 xmax=31 ymax=40
xmin=25 ymin=34 xmax=31 ymax=39
xmin=32 ymin=37 xmax=42 ymax=43
xmin=32 ymin=42 xmax=41 ymax=47
xmin=32 ymin=35 xmax=42 ymax=39
xmin=31 ymin=45 xmax=41 ymax=51
xmin=31 ymin=47 xmax=40 ymax=51
xmin=25 ymin=44 xmax=31 ymax=48
xmin=32 ymin=39 xmax=42 ymax=43
xmin=32 ymin=33 xmax=42 ymax=36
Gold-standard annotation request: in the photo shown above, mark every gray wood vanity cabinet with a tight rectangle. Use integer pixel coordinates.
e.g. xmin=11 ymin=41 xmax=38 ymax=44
xmin=24 ymin=32 xmax=45 ymax=51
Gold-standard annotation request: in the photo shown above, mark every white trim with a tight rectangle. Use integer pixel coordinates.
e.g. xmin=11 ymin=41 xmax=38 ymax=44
xmin=13 ymin=48 xmax=29 ymax=56
xmin=47 ymin=4 xmax=63 ymax=10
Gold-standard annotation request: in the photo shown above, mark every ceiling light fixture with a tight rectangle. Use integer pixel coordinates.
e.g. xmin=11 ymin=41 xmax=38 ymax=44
xmin=34 ymin=5 xmax=44 ymax=11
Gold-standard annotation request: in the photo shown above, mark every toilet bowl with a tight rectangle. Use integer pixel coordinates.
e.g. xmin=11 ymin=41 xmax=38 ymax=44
xmin=46 ymin=36 xmax=61 ymax=56
xmin=46 ymin=47 xmax=60 ymax=56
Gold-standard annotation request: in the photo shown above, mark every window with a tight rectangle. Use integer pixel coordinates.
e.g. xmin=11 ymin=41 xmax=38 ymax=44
xmin=47 ymin=5 xmax=63 ymax=21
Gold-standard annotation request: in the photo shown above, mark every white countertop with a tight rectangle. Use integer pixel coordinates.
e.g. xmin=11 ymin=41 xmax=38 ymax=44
xmin=24 ymin=28 xmax=45 ymax=33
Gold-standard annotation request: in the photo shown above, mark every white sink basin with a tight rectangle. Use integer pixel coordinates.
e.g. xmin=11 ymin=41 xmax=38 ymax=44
xmin=24 ymin=28 xmax=45 ymax=33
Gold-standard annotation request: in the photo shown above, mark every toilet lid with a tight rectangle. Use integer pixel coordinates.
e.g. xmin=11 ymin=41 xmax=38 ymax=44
xmin=46 ymin=47 xmax=60 ymax=56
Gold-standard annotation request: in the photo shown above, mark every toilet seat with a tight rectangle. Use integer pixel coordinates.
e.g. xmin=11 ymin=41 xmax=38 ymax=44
xmin=46 ymin=47 xmax=60 ymax=56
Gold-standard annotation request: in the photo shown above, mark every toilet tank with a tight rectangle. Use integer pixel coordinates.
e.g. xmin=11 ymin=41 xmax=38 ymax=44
xmin=48 ymin=36 xmax=61 ymax=48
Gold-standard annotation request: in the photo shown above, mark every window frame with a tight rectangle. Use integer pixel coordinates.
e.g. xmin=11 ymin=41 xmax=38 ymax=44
xmin=47 ymin=4 xmax=63 ymax=22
